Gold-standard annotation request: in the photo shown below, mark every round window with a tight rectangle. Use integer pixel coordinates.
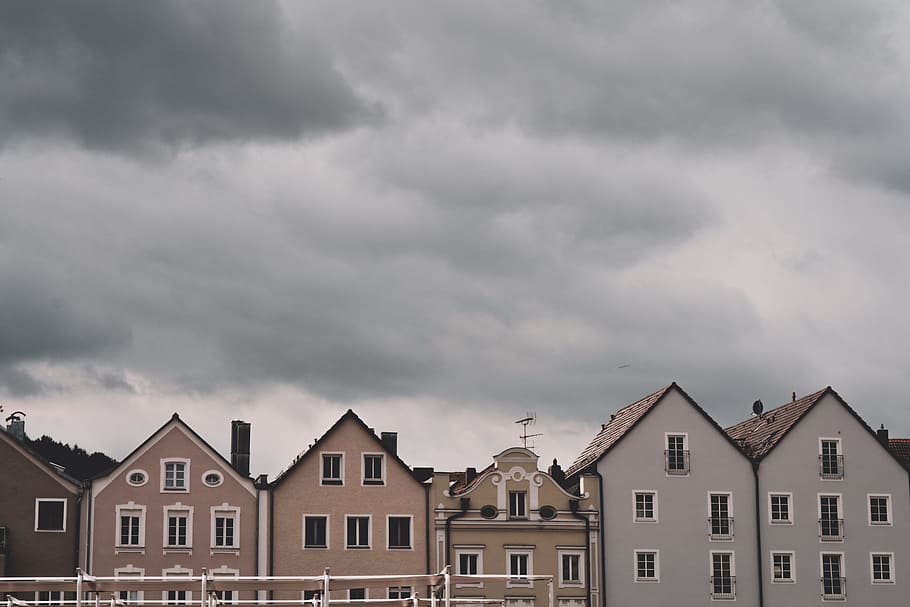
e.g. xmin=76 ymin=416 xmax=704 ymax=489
xmin=480 ymin=505 xmax=498 ymax=519
xmin=203 ymin=470 xmax=223 ymax=487
xmin=127 ymin=470 xmax=148 ymax=487
xmin=539 ymin=505 xmax=557 ymax=520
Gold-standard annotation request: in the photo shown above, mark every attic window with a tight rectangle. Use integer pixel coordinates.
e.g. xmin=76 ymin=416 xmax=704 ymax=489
xmin=127 ymin=470 xmax=148 ymax=487
xmin=203 ymin=471 xmax=223 ymax=487
xmin=539 ymin=505 xmax=557 ymax=520
xmin=480 ymin=505 xmax=498 ymax=519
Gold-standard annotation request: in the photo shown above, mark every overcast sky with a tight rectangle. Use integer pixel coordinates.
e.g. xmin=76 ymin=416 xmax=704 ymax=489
xmin=2 ymin=0 xmax=910 ymax=478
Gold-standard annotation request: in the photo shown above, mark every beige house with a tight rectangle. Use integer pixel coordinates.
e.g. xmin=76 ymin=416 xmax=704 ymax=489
xmin=269 ymin=410 xmax=432 ymax=602
xmin=85 ymin=415 xmax=261 ymax=603
xmin=433 ymin=447 xmax=599 ymax=607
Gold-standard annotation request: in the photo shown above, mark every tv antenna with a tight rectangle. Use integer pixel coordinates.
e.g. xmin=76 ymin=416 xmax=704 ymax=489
xmin=515 ymin=412 xmax=543 ymax=449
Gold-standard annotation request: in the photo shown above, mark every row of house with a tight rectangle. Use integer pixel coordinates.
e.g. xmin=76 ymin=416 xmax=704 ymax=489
xmin=2 ymin=383 xmax=909 ymax=607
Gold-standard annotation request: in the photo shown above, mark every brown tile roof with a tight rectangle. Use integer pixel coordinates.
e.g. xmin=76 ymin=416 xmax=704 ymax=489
xmin=565 ymin=384 xmax=675 ymax=478
xmin=447 ymin=463 xmax=496 ymax=495
xmin=890 ymin=438 xmax=910 ymax=466
xmin=725 ymin=388 xmax=829 ymax=459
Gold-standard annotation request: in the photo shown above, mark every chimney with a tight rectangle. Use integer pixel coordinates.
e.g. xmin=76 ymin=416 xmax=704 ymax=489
xmin=5 ymin=411 xmax=26 ymax=442
xmin=380 ymin=431 xmax=398 ymax=455
xmin=548 ymin=458 xmax=565 ymax=485
xmin=877 ymin=424 xmax=889 ymax=446
xmin=465 ymin=467 xmax=477 ymax=484
xmin=230 ymin=420 xmax=251 ymax=477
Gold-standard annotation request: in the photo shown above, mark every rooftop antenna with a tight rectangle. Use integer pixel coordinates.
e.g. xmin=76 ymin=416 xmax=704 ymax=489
xmin=515 ymin=412 xmax=543 ymax=449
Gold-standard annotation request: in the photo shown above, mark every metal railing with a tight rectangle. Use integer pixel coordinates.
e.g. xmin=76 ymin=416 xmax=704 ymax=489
xmin=664 ymin=450 xmax=690 ymax=475
xmin=819 ymin=518 xmax=844 ymax=542
xmin=819 ymin=455 xmax=844 ymax=479
xmin=709 ymin=576 xmax=735 ymax=600
xmin=820 ymin=577 xmax=846 ymax=600
xmin=708 ymin=517 xmax=734 ymax=541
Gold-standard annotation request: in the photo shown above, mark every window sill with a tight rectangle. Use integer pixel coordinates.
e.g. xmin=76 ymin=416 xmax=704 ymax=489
xmin=633 ymin=519 xmax=658 ymax=524
xmin=161 ymin=488 xmax=190 ymax=493
xmin=634 ymin=579 xmax=659 ymax=584
xmin=210 ymin=548 xmax=240 ymax=555
xmin=388 ymin=546 xmax=413 ymax=550
xmin=362 ymin=480 xmax=385 ymax=486
xmin=345 ymin=546 xmax=371 ymax=550
xmin=163 ymin=548 xmax=193 ymax=555
xmin=869 ymin=522 xmax=892 ymax=527
xmin=320 ymin=480 xmax=343 ymax=486
xmin=871 ymin=580 xmax=895 ymax=585
xmin=769 ymin=520 xmax=793 ymax=525
xmin=34 ymin=529 xmax=66 ymax=533
xmin=115 ymin=548 xmax=146 ymax=555
xmin=304 ymin=545 xmax=328 ymax=550
xmin=771 ymin=579 xmax=795 ymax=584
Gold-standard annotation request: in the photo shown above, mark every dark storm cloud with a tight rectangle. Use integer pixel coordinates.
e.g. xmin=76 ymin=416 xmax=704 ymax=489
xmin=0 ymin=1 xmax=375 ymax=151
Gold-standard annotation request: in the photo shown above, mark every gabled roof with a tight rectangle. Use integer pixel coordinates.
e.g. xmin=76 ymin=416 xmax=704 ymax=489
xmin=566 ymin=382 xmax=743 ymax=479
xmin=889 ymin=438 xmax=910 ymax=466
xmin=725 ymin=388 xmax=829 ymax=458
xmin=270 ymin=409 xmax=424 ymax=488
xmin=0 ymin=427 xmax=81 ymax=492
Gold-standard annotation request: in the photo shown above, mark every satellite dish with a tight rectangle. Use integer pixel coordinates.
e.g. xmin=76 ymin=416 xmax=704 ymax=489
xmin=752 ymin=400 xmax=764 ymax=416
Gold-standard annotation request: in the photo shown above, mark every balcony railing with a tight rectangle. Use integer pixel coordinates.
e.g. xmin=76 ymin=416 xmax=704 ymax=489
xmin=821 ymin=577 xmax=846 ymax=600
xmin=708 ymin=517 xmax=734 ymax=540
xmin=664 ymin=450 xmax=690 ymax=475
xmin=819 ymin=518 xmax=844 ymax=542
xmin=710 ymin=575 xmax=736 ymax=600
xmin=819 ymin=455 xmax=844 ymax=479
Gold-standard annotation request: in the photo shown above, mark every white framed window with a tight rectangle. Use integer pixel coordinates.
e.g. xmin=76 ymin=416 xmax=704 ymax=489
xmin=820 ymin=553 xmax=845 ymax=600
xmin=345 ymin=515 xmax=371 ymax=549
xmin=163 ymin=504 xmax=193 ymax=549
xmin=507 ymin=550 xmax=533 ymax=587
xmin=116 ymin=503 xmax=146 ymax=549
xmin=455 ymin=547 xmax=484 ymax=587
xmin=819 ymin=438 xmax=843 ymax=480
xmin=304 ymin=514 xmax=329 ymax=549
xmin=509 ymin=491 xmax=528 ymax=519
xmin=161 ymin=459 xmax=190 ymax=492
xmin=868 ymin=494 xmax=892 ymax=526
xmin=34 ymin=498 xmax=67 ymax=532
xmin=818 ymin=494 xmax=843 ymax=542
xmin=770 ymin=552 xmax=795 ymax=583
xmin=768 ymin=492 xmax=792 ymax=524
xmin=665 ymin=433 xmax=689 ymax=475
xmin=387 ymin=515 xmax=412 ymax=549
xmin=709 ymin=492 xmax=733 ymax=541
xmin=348 ymin=589 xmax=367 ymax=601
xmin=321 ymin=453 xmax=344 ymax=486
xmin=162 ymin=567 xmax=192 ymax=605
xmin=388 ymin=587 xmax=411 ymax=599
xmin=362 ymin=453 xmax=384 ymax=485
xmin=202 ymin=470 xmax=224 ymax=487
xmin=126 ymin=469 xmax=148 ymax=487
xmin=211 ymin=505 xmax=240 ymax=549
xmin=634 ymin=550 xmax=659 ymax=583
xmin=210 ymin=567 xmax=239 ymax=604
xmin=871 ymin=552 xmax=894 ymax=584
xmin=558 ymin=550 xmax=584 ymax=587
xmin=633 ymin=491 xmax=658 ymax=523
xmin=114 ymin=566 xmax=144 ymax=604
xmin=710 ymin=551 xmax=735 ymax=600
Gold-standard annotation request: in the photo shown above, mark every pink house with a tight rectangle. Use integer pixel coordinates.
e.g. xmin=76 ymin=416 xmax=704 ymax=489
xmin=85 ymin=414 xmax=262 ymax=603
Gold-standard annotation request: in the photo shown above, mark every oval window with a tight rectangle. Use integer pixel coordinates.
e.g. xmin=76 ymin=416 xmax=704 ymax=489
xmin=203 ymin=470 xmax=223 ymax=487
xmin=480 ymin=505 xmax=498 ymax=519
xmin=127 ymin=470 xmax=148 ymax=487
xmin=539 ymin=505 xmax=557 ymax=520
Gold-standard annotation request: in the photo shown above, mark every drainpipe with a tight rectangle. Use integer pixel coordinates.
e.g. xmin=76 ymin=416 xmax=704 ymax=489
xmin=591 ymin=469 xmax=606 ymax=607
xmin=444 ymin=498 xmax=470 ymax=567
xmin=268 ymin=485 xmax=275 ymax=602
xmin=84 ymin=481 xmax=93 ymax=572
xmin=568 ymin=499 xmax=592 ymax=607
xmin=752 ymin=461 xmax=764 ymax=607
xmin=424 ymin=482 xmax=431 ymax=574
xmin=74 ymin=486 xmax=83 ymax=574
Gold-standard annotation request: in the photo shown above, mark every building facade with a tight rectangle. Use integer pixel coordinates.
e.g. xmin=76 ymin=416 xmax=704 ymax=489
xmin=85 ymin=414 xmax=260 ymax=604
xmin=269 ymin=410 xmax=431 ymax=602
xmin=433 ymin=447 xmax=600 ymax=607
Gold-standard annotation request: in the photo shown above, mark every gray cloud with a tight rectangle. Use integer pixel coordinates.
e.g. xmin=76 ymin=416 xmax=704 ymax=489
xmin=0 ymin=1 xmax=375 ymax=152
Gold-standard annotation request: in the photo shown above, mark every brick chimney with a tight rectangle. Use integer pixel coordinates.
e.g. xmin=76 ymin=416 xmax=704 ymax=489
xmin=380 ymin=431 xmax=398 ymax=455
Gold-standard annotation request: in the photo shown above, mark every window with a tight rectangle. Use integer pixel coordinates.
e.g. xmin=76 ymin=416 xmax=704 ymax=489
xmin=388 ymin=516 xmax=412 ymax=549
xmin=821 ymin=553 xmax=845 ymax=600
xmin=771 ymin=552 xmax=795 ymax=583
xmin=363 ymin=453 xmax=384 ymax=485
xmin=164 ymin=505 xmax=193 ymax=548
xmin=349 ymin=589 xmax=366 ymax=601
xmin=37 ymin=592 xmax=62 ymax=605
xmin=127 ymin=470 xmax=148 ymax=487
xmin=321 ymin=453 xmax=343 ymax=486
xmin=304 ymin=515 xmax=328 ymax=548
xmin=711 ymin=552 xmax=735 ymax=600
xmin=634 ymin=550 xmax=659 ymax=582
xmin=769 ymin=493 xmax=792 ymax=524
xmin=634 ymin=492 xmax=657 ymax=523
xmin=665 ymin=433 xmax=689 ymax=475
xmin=819 ymin=439 xmax=843 ymax=480
xmin=115 ymin=568 xmax=144 ymax=604
xmin=163 ymin=569 xmax=191 ymax=605
xmin=388 ymin=587 xmax=411 ymax=599
xmin=212 ymin=507 xmax=239 ymax=549
xmin=161 ymin=459 xmax=190 ymax=492
xmin=35 ymin=499 xmax=66 ymax=532
xmin=509 ymin=491 xmax=528 ymax=519
xmin=871 ymin=553 xmax=894 ymax=584
xmin=709 ymin=493 xmax=733 ymax=540
xmin=559 ymin=551 xmax=583 ymax=587
xmin=116 ymin=505 xmax=146 ymax=548
xmin=203 ymin=471 xmax=223 ymax=487
xmin=211 ymin=568 xmax=239 ymax=605
xmin=819 ymin=495 xmax=843 ymax=542
xmin=869 ymin=495 xmax=891 ymax=526
xmin=507 ymin=551 xmax=532 ymax=586
xmin=480 ymin=505 xmax=498 ymax=519
xmin=455 ymin=548 xmax=483 ymax=587
xmin=538 ymin=505 xmax=557 ymax=520
xmin=303 ymin=591 xmax=321 ymax=604
xmin=346 ymin=516 xmax=370 ymax=549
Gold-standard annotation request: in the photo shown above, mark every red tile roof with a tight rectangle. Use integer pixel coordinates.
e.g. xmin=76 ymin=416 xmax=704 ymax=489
xmin=447 ymin=463 xmax=496 ymax=495
xmin=565 ymin=384 xmax=675 ymax=477
xmin=890 ymin=438 xmax=910 ymax=466
xmin=725 ymin=388 xmax=829 ymax=458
